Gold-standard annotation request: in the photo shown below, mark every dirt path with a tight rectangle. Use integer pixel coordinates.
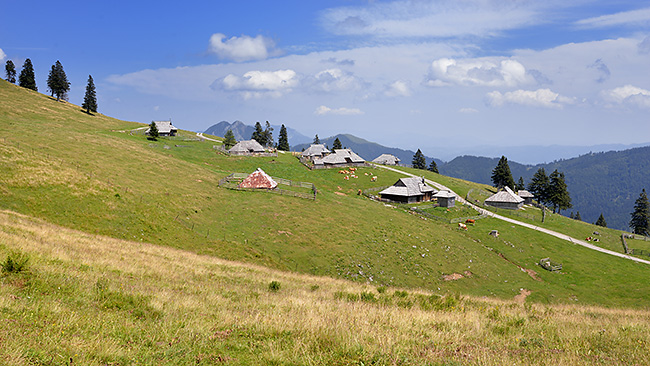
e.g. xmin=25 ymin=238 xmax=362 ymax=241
xmin=372 ymin=164 xmax=650 ymax=266
xmin=196 ymin=132 xmax=221 ymax=143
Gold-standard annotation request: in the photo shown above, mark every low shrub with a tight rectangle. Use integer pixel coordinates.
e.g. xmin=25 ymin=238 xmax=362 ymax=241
xmin=269 ymin=280 xmax=281 ymax=292
xmin=1 ymin=251 xmax=29 ymax=274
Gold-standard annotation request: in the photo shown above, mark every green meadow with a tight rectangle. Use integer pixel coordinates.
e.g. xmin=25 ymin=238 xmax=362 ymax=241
xmin=2 ymin=79 xmax=650 ymax=364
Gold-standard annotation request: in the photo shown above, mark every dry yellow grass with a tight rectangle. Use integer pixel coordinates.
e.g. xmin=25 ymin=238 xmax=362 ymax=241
xmin=1 ymin=209 xmax=650 ymax=365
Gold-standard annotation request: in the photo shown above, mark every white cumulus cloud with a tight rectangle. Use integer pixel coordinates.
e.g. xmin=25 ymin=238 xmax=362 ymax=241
xmin=459 ymin=107 xmax=478 ymax=114
xmin=214 ymin=69 xmax=299 ymax=99
xmin=384 ymin=80 xmax=411 ymax=97
xmin=602 ymin=85 xmax=650 ymax=108
xmin=208 ymin=33 xmax=278 ymax=62
xmin=425 ymin=58 xmax=531 ymax=87
xmin=487 ymin=89 xmax=574 ymax=109
xmin=0 ymin=48 xmax=5 ymax=60
xmin=315 ymin=105 xmax=364 ymax=115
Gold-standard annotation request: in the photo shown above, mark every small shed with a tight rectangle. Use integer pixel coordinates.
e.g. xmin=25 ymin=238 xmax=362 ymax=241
xmin=147 ymin=120 xmax=178 ymax=136
xmin=372 ymin=154 xmax=401 ymax=166
xmin=517 ymin=190 xmax=535 ymax=205
xmin=379 ymin=177 xmax=436 ymax=203
xmin=238 ymin=168 xmax=277 ymax=189
xmin=485 ymin=186 xmax=524 ymax=210
xmin=313 ymin=148 xmax=365 ymax=168
xmin=433 ymin=190 xmax=456 ymax=208
xmin=301 ymin=144 xmax=330 ymax=159
xmin=229 ymin=140 xmax=265 ymax=155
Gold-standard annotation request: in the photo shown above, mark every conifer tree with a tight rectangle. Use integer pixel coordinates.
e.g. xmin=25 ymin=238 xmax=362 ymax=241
xmin=148 ymin=121 xmax=159 ymax=140
xmin=82 ymin=75 xmax=97 ymax=113
xmin=262 ymin=121 xmax=274 ymax=147
xmin=313 ymin=134 xmax=320 ymax=144
xmin=528 ymin=168 xmax=550 ymax=205
xmin=46 ymin=61 xmax=70 ymax=101
xmin=412 ymin=149 xmax=426 ymax=170
xmin=516 ymin=177 xmax=525 ymax=191
xmin=570 ymin=212 xmax=575 ymax=219
xmin=491 ymin=156 xmax=515 ymax=190
xmin=428 ymin=159 xmax=439 ymax=173
xmin=575 ymin=211 xmax=582 ymax=221
xmin=595 ymin=213 xmax=607 ymax=227
xmin=630 ymin=189 xmax=650 ymax=236
xmin=332 ymin=137 xmax=342 ymax=150
xmin=277 ymin=124 xmax=289 ymax=151
xmin=5 ymin=60 xmax=16 ymax=83
xmin=18 ymin=58 xmax=37 ymax=91
xmin=251 ymin=122 xmax=265 ymax=145
xmin=223 ymin=129 xmax=236 ymax=149
xmin=548 ymin=170 xmax=572 ymax=214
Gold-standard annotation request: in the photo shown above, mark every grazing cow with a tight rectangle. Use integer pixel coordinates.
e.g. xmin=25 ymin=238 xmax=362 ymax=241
xmin=371 ymin=176 xmax=378 ymax=182
xmin=458 ymin=223 xmax=467 ymax=230
xmin=465 ymin=219 xmax=475 ymax=225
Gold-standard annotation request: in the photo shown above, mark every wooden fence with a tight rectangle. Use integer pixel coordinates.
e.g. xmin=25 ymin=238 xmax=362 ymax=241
xmin=218 ymin=173 xmax=317 ymax=200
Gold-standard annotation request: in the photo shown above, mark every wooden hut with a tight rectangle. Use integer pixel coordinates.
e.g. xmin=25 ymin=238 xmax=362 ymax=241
xmin=301 ymin=144 xmax=330 ymax=159
xmin=228 ymin=140 xmax=265 ymax=155
xmin=379 ymin=177 xmax=436 ymax=203
xmin=372 ymin=154 xmax=400 ymax=165
xmin=517 ymin=190 xmax=535 ymax=205
xmin=146 ymin=120 xmax=178 ymax=136
xmin=433 ymin=190 xmax=456 ymax=208
xmin=313 ymin=148 xmax=365 ymax=168
xmin=485 ymin=186 xmax=524 ymax=210
xmin=238 ymin=168 xmax=277 ymax=189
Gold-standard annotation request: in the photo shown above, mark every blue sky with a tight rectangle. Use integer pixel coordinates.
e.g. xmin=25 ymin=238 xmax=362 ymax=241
xmin=2 ymin=0 xmax=650 ymax=161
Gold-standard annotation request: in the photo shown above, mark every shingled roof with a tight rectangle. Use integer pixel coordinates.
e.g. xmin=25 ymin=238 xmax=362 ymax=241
xmin=228 ymin=140 xmax=265 ymax=154
xmin=485 ymin=186 xmax=524 ymax=204
xmin=517 ymin=190 xmax=534 ymax=198
xmin=372 ymin=154 xmax=400 ymax=165
xmin=314 ymin=149 xmax=364 ymax=165
xmin=379 ymin=177 xmax=436 ymax=197
xmin=301 ymin=144 xmax=330 ymax=157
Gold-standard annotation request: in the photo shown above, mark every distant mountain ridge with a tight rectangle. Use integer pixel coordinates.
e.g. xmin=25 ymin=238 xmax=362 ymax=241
xmin=203 ymin=121 xmax=311 ymax=145
xmin=439 ymin=147 xmax=650 ymax=231
xmin=292 ymin=134 xmax=442 ymax=167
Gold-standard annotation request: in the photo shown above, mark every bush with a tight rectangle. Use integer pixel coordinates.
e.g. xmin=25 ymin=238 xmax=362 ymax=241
xmin=268 ymin=280 xmax=281 ymax=292
xmin=376 ymin=286 xmax=386 ymax=294
xmin=1 ymin=251 xmax=29 ymax=274
xmin=360 ymin=291 xmax=377 ymax=303
xmin=310 ymin=284 xmax=320 ymax=292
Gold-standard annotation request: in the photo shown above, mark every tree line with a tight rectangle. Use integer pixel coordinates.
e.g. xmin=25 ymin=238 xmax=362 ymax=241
xmin=5 ymin=58 xmax=97 ymax=114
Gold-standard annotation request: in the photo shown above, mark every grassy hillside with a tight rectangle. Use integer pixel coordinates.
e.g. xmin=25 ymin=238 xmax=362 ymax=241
xmin=2 ymin=210 xmax=650 ymax=365
xmin=2 ymin=78 xmax=650 ymax=311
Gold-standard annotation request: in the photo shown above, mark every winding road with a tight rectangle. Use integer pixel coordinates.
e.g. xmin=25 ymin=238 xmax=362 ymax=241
xmin=372 ymin=164 xmax=650 ymax=265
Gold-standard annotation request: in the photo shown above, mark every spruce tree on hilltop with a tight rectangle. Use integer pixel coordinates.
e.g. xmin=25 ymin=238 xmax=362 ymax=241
xmin=82 ymin=75 xmax=98 ymax=114
xmin=223 ymin=129 xmax=236 ymax=149
xmin=575 ymin=211 xmax=582 ymax=221
xmin=262 ymin=121 xmax=274 ymax=147
xmin=595 ymin=213 xmax=607 ymax=227
xmin=412 ymin=149 xmax=426 ymax=170
xmin=630 ymin=189 xmax=650 ymax=236
xmin=251 ymin=122 xmax=266 ymax=145
xmin=548 ymin=170 xmax=572 ymax=214
xmin=491 ymin=156 xmax=515 ymax=190
xmin=18 ymin=58 xmax=37 ymax=91
xmin=528 ymin=168 xmax=550 ymax=205
xmin=46 ymin=61 xmax=71 ymax=101
xmin=5 ymin=60 xmax=16 ymax=83
xmin=428 ymin=159 xmax=439 ymax=173
xmin=277 ymin=124 xmax=290 ymax=151
xmin=313 ymin=134 xmax=320 ymax=144
xmin=333 ymin=137 xmax=342 ymax=150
